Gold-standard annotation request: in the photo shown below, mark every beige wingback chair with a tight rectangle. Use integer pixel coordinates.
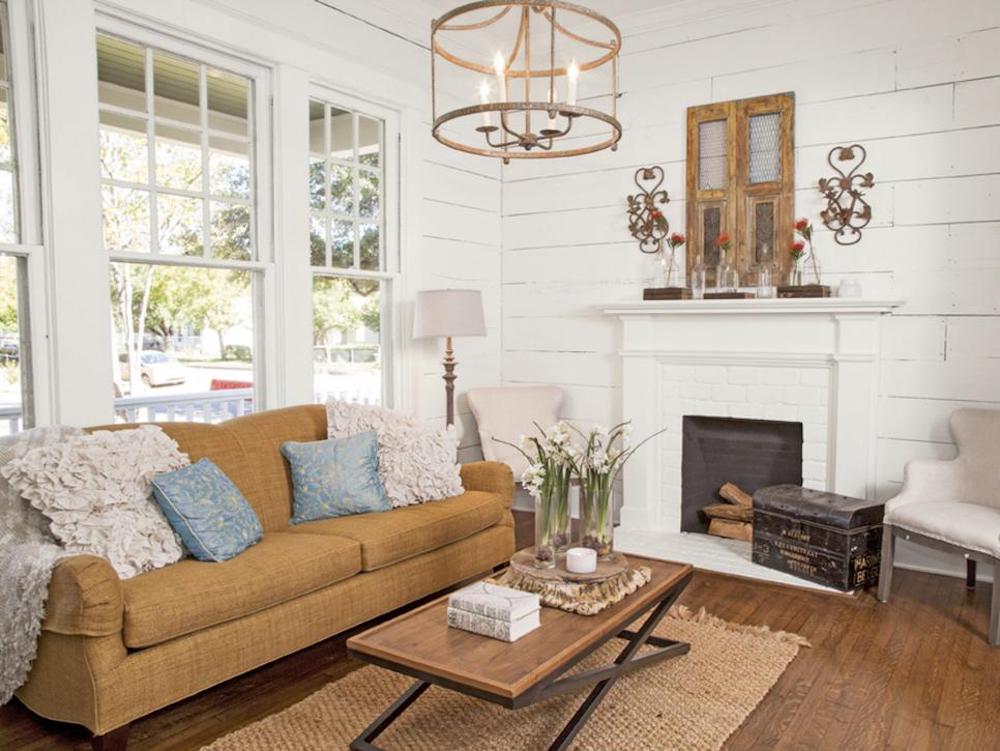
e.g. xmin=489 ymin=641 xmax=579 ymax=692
xmin=467 ymin=386 xmax=563 ymax=478
xmin=878 ymin=408 xmax=1000 ymax=645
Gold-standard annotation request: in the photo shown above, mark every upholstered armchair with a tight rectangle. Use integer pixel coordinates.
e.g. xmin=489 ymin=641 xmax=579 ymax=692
xmin=878 ymin=408 xmax=1000 ymax=645
xmin=467 ymin=386 xmax=563 ymax=478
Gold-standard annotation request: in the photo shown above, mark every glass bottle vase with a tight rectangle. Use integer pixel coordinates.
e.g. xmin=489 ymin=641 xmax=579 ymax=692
xmin=533 ymin=466 xmax=572 ymax=567
xmin=715 ymin=249 xmax=739 ymax=292
xmin=660 ymin=249 xmax=679 ymax=288
xmin=579 ymin=473 xmax=614 ymax=560
xmin=690 ymin=261 xmax=707 ymax=299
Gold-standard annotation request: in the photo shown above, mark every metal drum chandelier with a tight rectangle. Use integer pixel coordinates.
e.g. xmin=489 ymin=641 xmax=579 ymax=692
xmin=431 ymin=1 xmax=622 ymax=163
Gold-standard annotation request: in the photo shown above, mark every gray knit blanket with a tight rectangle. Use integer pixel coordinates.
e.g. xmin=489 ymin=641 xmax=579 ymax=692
xmin=0 ymin=426 xmax=82 ymax=705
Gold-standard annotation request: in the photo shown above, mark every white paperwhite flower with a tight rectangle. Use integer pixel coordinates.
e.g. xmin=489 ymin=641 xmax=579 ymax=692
xmin=521 ymin=463 xmax=546 ymax=497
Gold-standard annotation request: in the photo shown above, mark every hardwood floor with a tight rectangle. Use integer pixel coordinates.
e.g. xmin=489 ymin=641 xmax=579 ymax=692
xmin=3 ymin=511 xmax=999 ymax=750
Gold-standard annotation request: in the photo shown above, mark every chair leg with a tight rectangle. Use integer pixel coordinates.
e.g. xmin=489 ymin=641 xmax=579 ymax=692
xmin=967 ymin=558 xmax=977 ymax=589
xmin=878 ymin=526 xmax=895 ymax=603
xmin=990 ymin=558 xmax=999 ymax=647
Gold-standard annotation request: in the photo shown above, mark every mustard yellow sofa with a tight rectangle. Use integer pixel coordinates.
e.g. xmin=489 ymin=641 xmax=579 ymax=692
xmin=15 ymin=405 xmax=516 ymax=747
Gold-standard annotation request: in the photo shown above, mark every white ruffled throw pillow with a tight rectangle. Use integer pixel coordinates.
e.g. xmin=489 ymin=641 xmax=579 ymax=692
xmin=326 ymin=400 xmax=463 ymax=507
xmin=1 ymin=425 xmax=189 ymax=579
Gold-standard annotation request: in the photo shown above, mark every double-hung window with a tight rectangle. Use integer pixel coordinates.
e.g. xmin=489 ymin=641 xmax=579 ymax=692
xmin=97 ymin=29 xmax=269 ymax=423
xmin=0 ymin=0 xmax=43 ymax=434
xmin=308 ymin=94 xmax=397 ymax=407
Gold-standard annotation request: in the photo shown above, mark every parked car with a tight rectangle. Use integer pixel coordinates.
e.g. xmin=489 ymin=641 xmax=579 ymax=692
xmin=313 ymin=344 xmax=380 ymax=374
xmin=0 ymin=335 xmax=18 ymax=364
xmin=118 ymin=350 xmax=187 ymax=387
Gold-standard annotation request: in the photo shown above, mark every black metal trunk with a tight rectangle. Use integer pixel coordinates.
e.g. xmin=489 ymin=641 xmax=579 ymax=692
xmin=752 ymin=484 xmax=885 ymax=592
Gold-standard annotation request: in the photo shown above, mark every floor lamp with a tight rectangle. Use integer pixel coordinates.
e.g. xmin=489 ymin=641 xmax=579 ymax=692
xmin=412 ymin=289 xmax=486 ymax=426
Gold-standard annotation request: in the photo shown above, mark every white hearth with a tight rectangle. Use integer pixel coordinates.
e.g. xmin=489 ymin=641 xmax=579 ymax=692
xmin=603 ymin=298 xmax=903 ymax=590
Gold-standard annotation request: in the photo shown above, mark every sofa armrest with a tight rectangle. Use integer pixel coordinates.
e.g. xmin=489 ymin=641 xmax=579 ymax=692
xmin=885 ymin=458 xmax=964 ymax=518
xmin=43 ymin=555 xmax=123 ymax=637
xmin=461 ymin=461 xmax=515 ymax=509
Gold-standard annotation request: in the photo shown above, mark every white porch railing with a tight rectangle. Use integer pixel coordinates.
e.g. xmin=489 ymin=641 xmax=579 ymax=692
xmin=0 ymin=382 xmax=382 ymax=437
xmin=115 ymin=388 xmax=255 ymax=424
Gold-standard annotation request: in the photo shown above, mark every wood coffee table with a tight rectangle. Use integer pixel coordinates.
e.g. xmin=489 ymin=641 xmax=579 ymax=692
xmin=347 ymin=555 xmax=693 ymax=751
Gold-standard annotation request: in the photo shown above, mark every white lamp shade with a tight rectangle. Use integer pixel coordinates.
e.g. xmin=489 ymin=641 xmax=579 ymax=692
xmin=412 ymin=289 xmax=486 ymax=339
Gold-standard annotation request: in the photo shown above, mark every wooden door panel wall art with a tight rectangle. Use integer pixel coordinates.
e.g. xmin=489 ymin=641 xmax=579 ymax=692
xmin=686 ymin=93 xmax=794 ymax=286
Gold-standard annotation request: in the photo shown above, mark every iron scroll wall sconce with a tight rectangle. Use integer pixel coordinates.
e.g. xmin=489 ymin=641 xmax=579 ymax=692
xmin=818 ymin=144 xmax=875 ymax=245
xmin=627 ymin=166 xmax=671 ymax=254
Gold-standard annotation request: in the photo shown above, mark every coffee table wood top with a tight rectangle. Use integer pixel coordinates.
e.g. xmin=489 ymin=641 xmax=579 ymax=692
xmin=347 ymin=555 xmax=692 ymax=705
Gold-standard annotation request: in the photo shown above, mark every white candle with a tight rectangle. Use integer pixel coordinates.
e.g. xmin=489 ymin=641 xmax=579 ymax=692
xmin=478 ymin=79 xmax=492 ymax=128
xmin=566 ymin=547 xmax=597 ymax=574
xmin=493 ymin=50 xmax=506 ymax=103
xmin=566 ymin=59 xmax=580 ymax=107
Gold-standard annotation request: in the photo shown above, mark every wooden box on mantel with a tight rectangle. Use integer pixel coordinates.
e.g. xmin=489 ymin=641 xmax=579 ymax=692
xmin=751 ymin=484 xmax=885 ymax=592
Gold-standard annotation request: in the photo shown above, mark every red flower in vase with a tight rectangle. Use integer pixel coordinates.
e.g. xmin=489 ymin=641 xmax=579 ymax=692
xmin=716 ymin=233 xmax=732 ymax=251
xmin=790 ymin=240 xmax=806 ymax=261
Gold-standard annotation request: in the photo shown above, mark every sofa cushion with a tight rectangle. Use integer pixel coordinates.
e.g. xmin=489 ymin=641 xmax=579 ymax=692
xmin=122 ymin=531 xmax=361 ymax=648
xmin=287 ymin=491 xmax=504 ymax=571
xmin=887 ymin=501 xmax=1000 ymax=557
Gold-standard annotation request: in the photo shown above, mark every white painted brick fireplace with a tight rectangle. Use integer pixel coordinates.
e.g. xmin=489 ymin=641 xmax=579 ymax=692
xmin=603 ymin=298 xmax=902 ymax=590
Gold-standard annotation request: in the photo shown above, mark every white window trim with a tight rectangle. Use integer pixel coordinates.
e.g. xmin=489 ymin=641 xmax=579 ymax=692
xmin=3 ymin=0 xmax=53 ymax=428
xmin=308 ymin=82 xmax=401 ymax=409
xmin=95 ymin=13 xmax=279 ymax=412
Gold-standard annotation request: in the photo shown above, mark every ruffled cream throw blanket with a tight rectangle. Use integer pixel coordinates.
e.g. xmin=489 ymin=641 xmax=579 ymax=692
xmin=0 ymin=425 xmax=188 ymax=704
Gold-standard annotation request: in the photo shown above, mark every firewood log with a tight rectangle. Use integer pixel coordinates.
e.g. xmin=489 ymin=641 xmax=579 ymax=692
xmin=719 ymin=482 xmax=753 ymax=508
xmin=701 ymin=503 xmax=754 ymax=522
xmin=708 ymin=518 xmax=753 ymax=542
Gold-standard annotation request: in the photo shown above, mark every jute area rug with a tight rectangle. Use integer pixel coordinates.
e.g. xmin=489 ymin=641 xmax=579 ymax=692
xmin=205 ymin=606 xmax=809 ymax=751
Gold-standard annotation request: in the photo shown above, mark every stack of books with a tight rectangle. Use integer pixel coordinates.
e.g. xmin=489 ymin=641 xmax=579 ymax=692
xmin=446 ymin=582 xmax=541 ymax=642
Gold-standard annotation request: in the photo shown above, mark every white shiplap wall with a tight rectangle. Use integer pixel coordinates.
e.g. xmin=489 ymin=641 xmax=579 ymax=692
xmin=501 ymin=0 xmax=1000 ymax=507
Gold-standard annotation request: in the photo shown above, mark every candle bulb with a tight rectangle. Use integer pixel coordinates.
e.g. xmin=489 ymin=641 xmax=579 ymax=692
xmin=493 ymin=50 xmax=506 ymax=103
xmin=566 ymin=59 xmax=580 ymax=107
xmin=478 ymin=79 xmax=492 ymax=128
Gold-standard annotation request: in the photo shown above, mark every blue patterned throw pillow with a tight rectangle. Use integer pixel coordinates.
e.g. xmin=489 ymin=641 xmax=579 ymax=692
xmin=281 ymin=431 xmax=389 ymax=524
xmin=151 ymin=459 xmax=263 ymax=562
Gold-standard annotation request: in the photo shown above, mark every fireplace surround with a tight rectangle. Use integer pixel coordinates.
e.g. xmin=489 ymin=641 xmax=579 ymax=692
xmin=602 ymin=297 xmax=902 ymax=588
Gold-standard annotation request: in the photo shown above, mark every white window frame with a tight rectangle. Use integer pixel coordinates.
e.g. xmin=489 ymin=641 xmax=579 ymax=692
xmin=309 ymin=83 xmax=400 ymax=408
xmin=0 ymin=0 xmax=53 ymax=429
xmin=95 ymin=14 xmax=277 ymax=412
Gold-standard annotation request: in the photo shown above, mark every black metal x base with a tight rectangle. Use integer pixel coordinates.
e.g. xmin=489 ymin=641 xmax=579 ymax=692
xmin=350 ymin=573 xmax=691 ymax=751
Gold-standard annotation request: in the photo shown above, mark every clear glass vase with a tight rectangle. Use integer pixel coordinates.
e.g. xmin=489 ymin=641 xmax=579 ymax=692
xmin=579 ymin=473 xmax=614 ymax=560
xmin=756 ymin=265 xmax=776 ymax=298
xmin=660 ymin=249 xmax=679 ymax=287
xmin=533 ymin=466 xmax=572 ymax=567
xmin=715 ymin=249 xmax=739 ymax=292
xmin=788 ymin=262 xmax=803 ymax=286
xmin=690 ymin=261 xmax=707 ymax=299
xmin=805 ymin=250 xmax=822 ymax=285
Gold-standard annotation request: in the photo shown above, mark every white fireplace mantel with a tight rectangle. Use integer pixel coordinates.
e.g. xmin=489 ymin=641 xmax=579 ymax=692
xmin=602 ymin=298 xmax=903 ymax=537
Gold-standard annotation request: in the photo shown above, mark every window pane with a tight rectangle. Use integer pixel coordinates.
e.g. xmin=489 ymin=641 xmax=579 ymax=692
xmin=0 ymin=88 xmax=11 ymax=164
xmin=110 ymin=262 xmax=255 ymax=422
xmin=310 ymin=214 xmax=327 ymax=267
xmin=153 ymin=50 xmax=201 ymax=125
xmin=211 ymin=201 xmax=251 ymax=261
xmin=329 ymin=163 xmax=354 ymax=215
xmin=208 ymin=137 xmax=250 ymax=198
xmin=748 ymin=112 xmax=781 ymax=184
xmin=157 ymin=194 xmax=203 ymax=255
xmin=702 ymin=205 xmax=721 ymax=268
xmin=207 ymin=69 xmax=249 ymax=137
xmin=358 ymin=115 xmax=380 ymax=168
xmin=97 ymin=34 xmax=146 ymax=113
xmin=0 ymin=255 xmax=29 ymax=434
xmin=359 ymin=222 xmax=379 ymax=271
xmin=312 ymin=276 xmax=381 ymax=406
xmin=102 ymin=185 xmax=150 ymax=253
xmin=753 ymin=201 xmax=775 ymax=264
xmin=99 ymin=112 xmax=148 ymax=183
xmin=309 ymin=155 xmax=325 ymax=210
xmin=698 ymin=120 xmax=727 ymax=190
xmin=155 ymin=123 xmax=202 ymax=191
xmin=331 ymin=219 xmax=354 ymax=268
xmin=0 ymin=169 xmax=14 ymax=244
xmin=359 ymin=169 xmax=379 ymax=220
xmin=328 ymin=107 xmax=352 ymax=160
